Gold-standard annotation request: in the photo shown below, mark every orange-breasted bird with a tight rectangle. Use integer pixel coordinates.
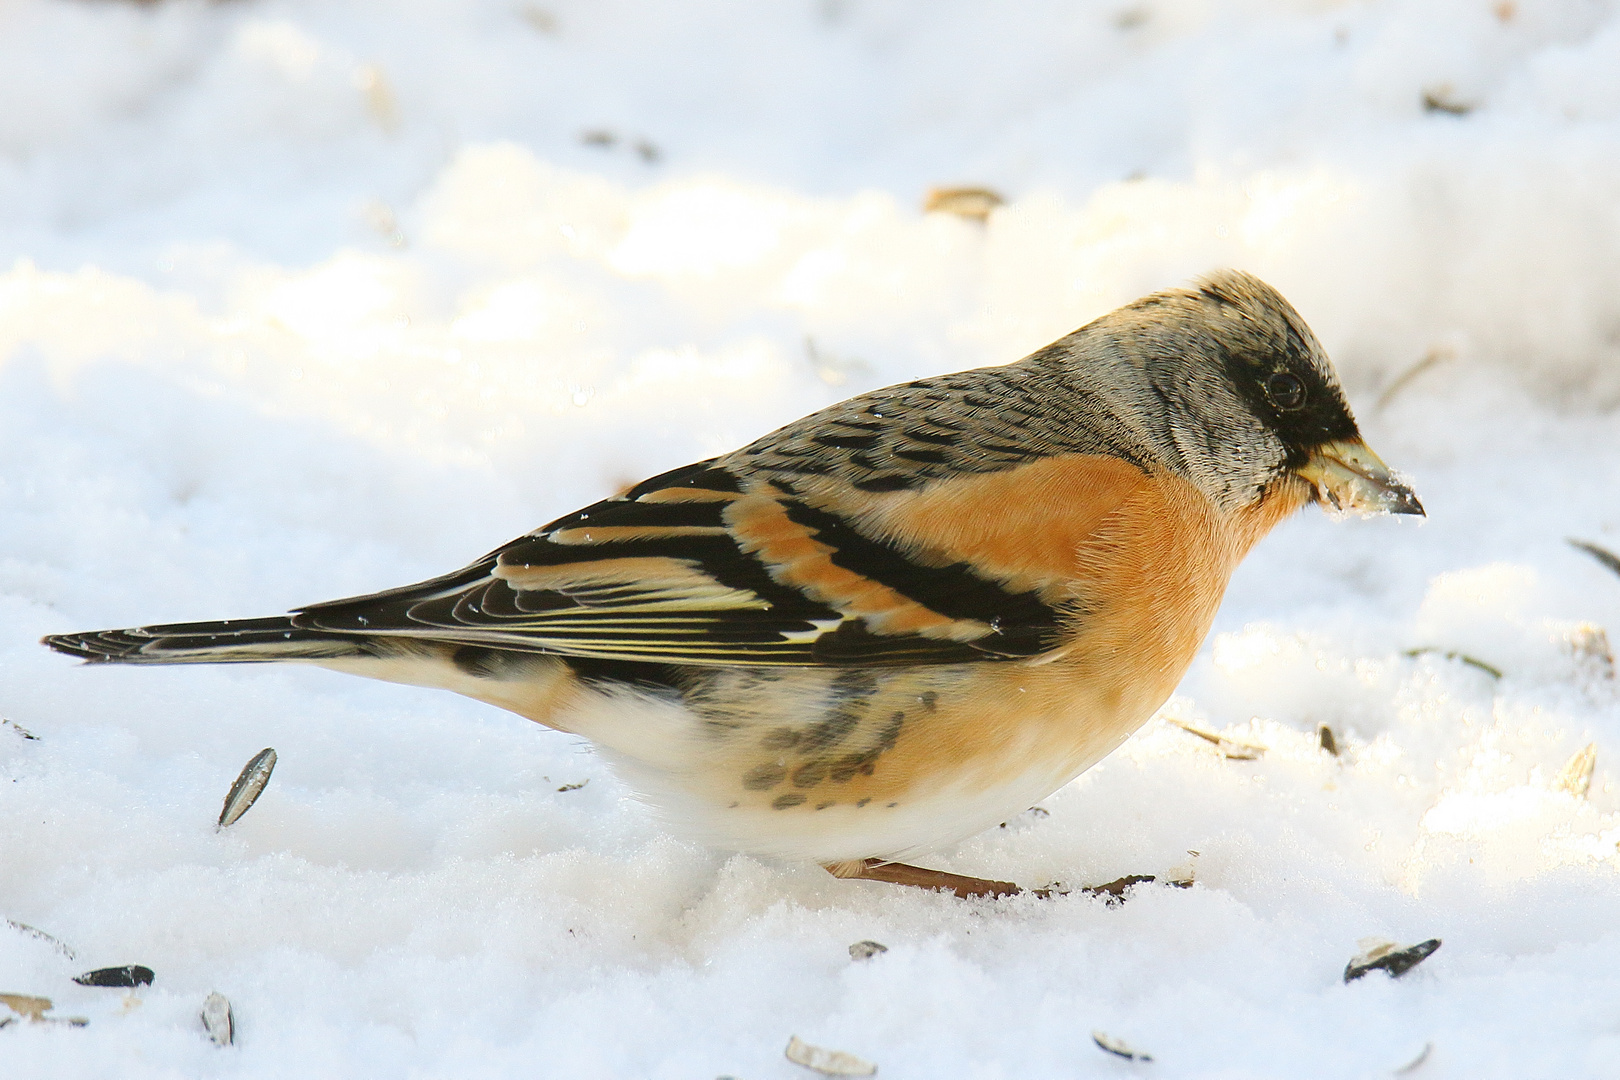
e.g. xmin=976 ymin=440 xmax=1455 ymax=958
xmin=44 ymin=271 xmax=1421 ymax=898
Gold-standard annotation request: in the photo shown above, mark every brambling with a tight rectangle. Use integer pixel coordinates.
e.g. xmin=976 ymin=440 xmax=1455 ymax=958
xmin=46 ymin=270 xmax=1421 ymax=898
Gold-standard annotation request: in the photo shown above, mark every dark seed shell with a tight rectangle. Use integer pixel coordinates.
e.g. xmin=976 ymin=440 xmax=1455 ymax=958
xmin=848 ymin=940 xmax=888 ymax=961
xmin=1344 ymin=938 xmax=1441 ymax=982
xmin=72 ymin=965 xmax=154 ymax=988
xmin=218 ymin=748 xmax=277 ymax=828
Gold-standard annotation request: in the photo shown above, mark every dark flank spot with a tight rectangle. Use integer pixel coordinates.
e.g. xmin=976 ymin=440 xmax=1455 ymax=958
xmin=832 ymin=668 xmax=879 ymax=699
xmin=828 ymin=750 xmax=879 ymax=783
xmin=798 ymin=670 xmax=877 ymax=752
xmin=816 ymin=801 xmax=835 ymax=810
xmin=760 ymin=728 xmax=800 ymax=750
xmin=885 ymin=802 xmax=898 ymax=808
xmin=802 ymin=710 xmax=861 ymax=752
xmin=856 ymin=799 xmax=871 ymax=808
xmin=791 ymin=761 xmax=829 ymax=788
xmin=773 ymin=793 xmax=808 ymax=809
xmin=877 ymin=712 xmax=904 ymax=751
xmin=452 ymin=645 xmax=502 ymax=678
xmin=919 ymin=692 xmax=938 ymax=711
xmin=737 ymin=669 xmax=784 ymax=687
xmin=742 ymin=764 xmax=787 ymax=790
xmin=852 ymin=474 xmax=919 ymax=492
xmin=561 ymin=655 xmax=685 ymax=695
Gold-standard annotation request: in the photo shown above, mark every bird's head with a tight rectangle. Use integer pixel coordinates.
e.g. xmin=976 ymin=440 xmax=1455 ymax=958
xmin=1048 ymin=269 xmax=1423 ymax=519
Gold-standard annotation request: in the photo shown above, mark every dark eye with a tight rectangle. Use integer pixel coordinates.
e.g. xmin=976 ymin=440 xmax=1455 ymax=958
xmin=1266 ymin=372 xmax=1306 ymax=410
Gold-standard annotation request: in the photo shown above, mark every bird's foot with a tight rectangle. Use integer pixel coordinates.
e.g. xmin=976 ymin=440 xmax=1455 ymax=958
xmin=824 ymin=858 xmax=1021 ymax=899
xmin=826 ymin=861 xmax=1193 ymax=903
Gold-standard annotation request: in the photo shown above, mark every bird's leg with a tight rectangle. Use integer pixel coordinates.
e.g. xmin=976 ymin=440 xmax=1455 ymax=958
xmin=824 ymin=858 xmax=1022 ymax=899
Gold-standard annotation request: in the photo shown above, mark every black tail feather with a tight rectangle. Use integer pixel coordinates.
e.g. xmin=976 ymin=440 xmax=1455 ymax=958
xmin=43 ymin=616 xmax=378 ymax=665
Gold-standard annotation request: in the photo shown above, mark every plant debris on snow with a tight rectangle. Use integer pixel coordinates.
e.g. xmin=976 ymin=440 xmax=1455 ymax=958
xmin=1092 ymin=1030 xmax=1153 ymax=1062
xmin=847 ymin=940 xmax=888 ymax=961
xmin=785 ymin=1034 xmax=878 ymax=1076
xmin=217 ymin=748 xmax=277 ymax=829
xmin=1344 ymin=939 xmax=1442 ymax=983
xmin=73 ymin=965 xmax=155 ymax=988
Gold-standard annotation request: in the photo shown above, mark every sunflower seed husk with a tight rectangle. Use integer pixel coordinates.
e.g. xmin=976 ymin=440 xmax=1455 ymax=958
xmin=201 ymin=992 xmax=234 ymax=1046
xmin=922 ymin=186 xmax=1005 ymax=222
xmin=848 ymin=940 xmax=888 ymax=961
xmin=1344 ymin=937 xmax=1441 ymax=982
xmin=73 ymin=965 xmax=154 ymax=988
xmin=1555 ymin=743 xmax=1597 ymax=798
xmin=218 ymin=748 xmax=276 ymax=829
xmin=785 ymin=1035 xmax=877 ymax=1076
xmin=1093 ymin=1030 xmax=1153 ymax=1062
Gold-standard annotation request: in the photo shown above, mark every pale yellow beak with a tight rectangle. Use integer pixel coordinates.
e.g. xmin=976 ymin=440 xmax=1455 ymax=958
xmin=1296 ymin=439 xmax=1424 ymax=518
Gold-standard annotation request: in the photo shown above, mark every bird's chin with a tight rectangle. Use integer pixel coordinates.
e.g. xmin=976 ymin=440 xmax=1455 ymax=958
xmin=1296 ymin=439 xmax=1424 ymax=519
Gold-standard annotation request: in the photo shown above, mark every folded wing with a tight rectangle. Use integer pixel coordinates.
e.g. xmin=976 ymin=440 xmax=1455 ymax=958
xmin=293 ymin=460 xmax=1068 ymax=667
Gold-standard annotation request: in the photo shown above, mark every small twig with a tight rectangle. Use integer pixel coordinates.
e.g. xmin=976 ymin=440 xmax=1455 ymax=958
xmin=1377 ymin=348 xmax=1454 ymax=409
xmin=1569 ymin=538 xmax=1620 ymax=580
xmin=1403 ymin=647 xmax=1502 ymax=680
xmin=2 ymin=718 xmax=39 ymax=740
xmin=1394 ymin=1042 xmax=1434 ymax=1075
xmin=1167 ymin=717 xmax=1266 ymax=759
xmin=4 ymin=920 xmax=75 ymax=960
xmin=1422 ymin=89 xmax=1475 ymax=115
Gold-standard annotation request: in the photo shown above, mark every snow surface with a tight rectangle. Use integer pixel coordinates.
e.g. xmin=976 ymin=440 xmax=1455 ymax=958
xmin=4 ymin=0 xmax=1620 ymax=1076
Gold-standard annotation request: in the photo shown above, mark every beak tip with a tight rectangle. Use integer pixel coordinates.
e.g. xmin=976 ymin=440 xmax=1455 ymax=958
xmin=1394 ymin=491 xmax=1425 ymax=517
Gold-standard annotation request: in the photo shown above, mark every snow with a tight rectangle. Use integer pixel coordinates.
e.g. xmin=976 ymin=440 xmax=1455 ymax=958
xmin=4 ymin=0 xmax=1620 ymax=1075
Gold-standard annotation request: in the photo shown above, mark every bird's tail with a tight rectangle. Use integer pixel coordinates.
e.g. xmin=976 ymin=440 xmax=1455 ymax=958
xmin=43 ymin=617 xmax=377 ymax=665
